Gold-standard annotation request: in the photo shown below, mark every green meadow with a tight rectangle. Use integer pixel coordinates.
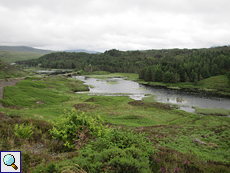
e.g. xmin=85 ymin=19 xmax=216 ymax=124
xmin=0 ymin=75 xmax=230 ymax=172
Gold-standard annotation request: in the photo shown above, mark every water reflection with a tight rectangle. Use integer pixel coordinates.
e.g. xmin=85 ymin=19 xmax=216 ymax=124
xmin=166 ymin=98 xmax=186 ymax=103
xmin=75 ymin=76 xmax=230 ymax=113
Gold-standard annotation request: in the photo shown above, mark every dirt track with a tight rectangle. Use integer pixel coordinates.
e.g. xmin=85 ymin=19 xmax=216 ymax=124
xmin=0 ymin=78 xmax=24 ymax=107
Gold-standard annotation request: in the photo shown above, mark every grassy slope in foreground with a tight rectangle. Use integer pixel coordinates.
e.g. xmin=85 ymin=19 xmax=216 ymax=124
xmin=0 ymin=75 xmax=229 ymax=172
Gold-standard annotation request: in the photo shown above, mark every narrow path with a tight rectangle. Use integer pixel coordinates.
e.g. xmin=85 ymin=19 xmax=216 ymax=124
xmin=0 ymin=78 xmax=24 ymax=108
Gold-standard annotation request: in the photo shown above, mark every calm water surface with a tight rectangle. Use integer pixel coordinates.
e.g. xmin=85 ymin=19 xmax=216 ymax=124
xmin=75 ymin=76 xmax=230 ymax=113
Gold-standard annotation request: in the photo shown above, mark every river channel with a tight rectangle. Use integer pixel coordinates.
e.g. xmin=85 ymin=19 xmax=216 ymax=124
xmin=75 ymin=76 xmax=230 ymax=113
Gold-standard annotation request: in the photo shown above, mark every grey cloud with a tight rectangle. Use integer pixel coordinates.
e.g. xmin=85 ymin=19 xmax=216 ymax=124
xmin=0 ymin=0 xmax=230 ymax=51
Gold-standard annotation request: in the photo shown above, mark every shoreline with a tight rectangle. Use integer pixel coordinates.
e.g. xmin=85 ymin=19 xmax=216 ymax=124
xmin=137 ymin=81 xmax=230 ymax=98
xmin=80 ymin=73 xmax=230 ymax=98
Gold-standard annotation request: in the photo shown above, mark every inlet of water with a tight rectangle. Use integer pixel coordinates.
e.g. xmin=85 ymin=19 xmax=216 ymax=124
xmin=75 ymin=76 xmax=230 ymax=113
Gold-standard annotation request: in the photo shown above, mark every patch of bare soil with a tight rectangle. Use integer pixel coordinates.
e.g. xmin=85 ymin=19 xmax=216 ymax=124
xmin=73 ymin=103 xmax=98 ymax=111
xmin=0 ymin=112 xmax=11 ymax=121
xmin=0 ymin=78 xmax=24 ymax=107
xmin=84 ymin=97 xmax=95 ymax=102
xmin=128 ymin=100 xmax=172 ymax=110
xmin=4 ymin=105 xmax=24 ymax=110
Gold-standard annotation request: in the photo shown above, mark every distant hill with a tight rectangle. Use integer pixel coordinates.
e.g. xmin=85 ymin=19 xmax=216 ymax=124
xmin=0 ymin=46 xmax=53 ymax=63
xmin=0 ymin=46 xmax=52 ymax=54
xmin=64 ymin=49 xmax=101 ymax=54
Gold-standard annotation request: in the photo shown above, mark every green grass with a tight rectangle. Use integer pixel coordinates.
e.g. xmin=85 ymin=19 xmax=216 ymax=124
xmin=85 ymin=72 xmax=139 ymax=81
xmin=0 ymin=73 xmax=230 ymax=172
xmin=155 ymin=115 xmax=230 ymax=162
xmin=194 ymin=107 xmax=230 ymax=116
xmin=142 ymin=94 xmax=157 ymax=102
xmin=92 ymin=71 xmax=111 ymax=75
xmin=0 ymin=76 xmax=89 ymax=108
xmin=198 ymin=75 xmax=230 ymax=91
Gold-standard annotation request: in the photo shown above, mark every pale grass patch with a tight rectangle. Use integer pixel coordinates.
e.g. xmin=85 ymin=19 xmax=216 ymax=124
xmin=123 ymin=105 xmax=133 ymax=110
xmin=61 ymin=164 xmax=88 ymax=173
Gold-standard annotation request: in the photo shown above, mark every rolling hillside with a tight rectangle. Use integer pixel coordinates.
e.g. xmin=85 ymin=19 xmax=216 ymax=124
xmin=0 ymin=46 xmax=53 ymax=63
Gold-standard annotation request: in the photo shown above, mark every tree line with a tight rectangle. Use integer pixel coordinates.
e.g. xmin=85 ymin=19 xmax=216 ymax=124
xmin=16 ymin=46 xmax=230 ymax=82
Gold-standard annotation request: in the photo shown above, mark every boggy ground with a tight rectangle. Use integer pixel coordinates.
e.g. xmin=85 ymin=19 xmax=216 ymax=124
xmin=0 ymin=75 xmax=229 ymax=172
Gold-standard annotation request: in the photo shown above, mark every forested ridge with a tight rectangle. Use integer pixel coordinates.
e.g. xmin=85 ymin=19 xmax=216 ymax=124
xmin=16 ymin=46 xmax=230 ymax=82
xmin=139 ymin=46 xmax=230 ymax=83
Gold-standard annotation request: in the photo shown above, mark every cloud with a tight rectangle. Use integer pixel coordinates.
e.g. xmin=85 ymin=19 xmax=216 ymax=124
xmin=0 ymin=0 xmax=230 ymax=51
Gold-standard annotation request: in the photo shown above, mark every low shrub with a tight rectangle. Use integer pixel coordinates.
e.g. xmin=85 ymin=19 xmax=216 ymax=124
xmin=49 ymin=109 xmax=111 ymax=151
xmin=76 ymin=146 xmax=151 ymax=172
xmin=73 ymin=128 xmax=156 ymax=172
xmin=14 ymin=123 xmax=34 ymax=140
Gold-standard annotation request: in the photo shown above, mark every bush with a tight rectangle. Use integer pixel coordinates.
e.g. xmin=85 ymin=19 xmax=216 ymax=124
xmin=85 ymin=128 xmax=154 ymax=154
xmin=72 ymin=128 xmax=156 ymax=172
xmin=14 ymin=123 xmax=34 ymax=140
xmin=49 ymin=109 xmax=111 ymax=150
xmin=76 ymin=146 xmax=151 ymax=173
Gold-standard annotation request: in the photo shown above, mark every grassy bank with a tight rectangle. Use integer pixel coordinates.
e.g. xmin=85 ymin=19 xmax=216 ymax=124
xmin=85 ymin=72 xmax=139 ymax=81
xmin=0 ymin=75 xmax=229 ymax=172
xmin=137 ymin=74 xmax=230 ymax=97
xmin=194 ymin=107 xmax=230 ymax=116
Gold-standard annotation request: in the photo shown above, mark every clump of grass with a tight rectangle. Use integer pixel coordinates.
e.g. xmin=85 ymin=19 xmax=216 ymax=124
xmin=142 ymin=94 xmax=157 ymax=102
xmin=106 ymin=80 xmax=118 ymax=85
xmin=92 ymin=71 xmax=111 ymax=75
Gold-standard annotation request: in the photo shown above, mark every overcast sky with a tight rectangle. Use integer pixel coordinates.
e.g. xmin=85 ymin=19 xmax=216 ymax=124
xmin=0 ymin=0 xmax=230 ymax=52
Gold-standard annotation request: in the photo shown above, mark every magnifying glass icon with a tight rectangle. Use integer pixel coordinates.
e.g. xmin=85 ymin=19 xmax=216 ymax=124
xmin=3 ymin=154 xmax=18 ymax=170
